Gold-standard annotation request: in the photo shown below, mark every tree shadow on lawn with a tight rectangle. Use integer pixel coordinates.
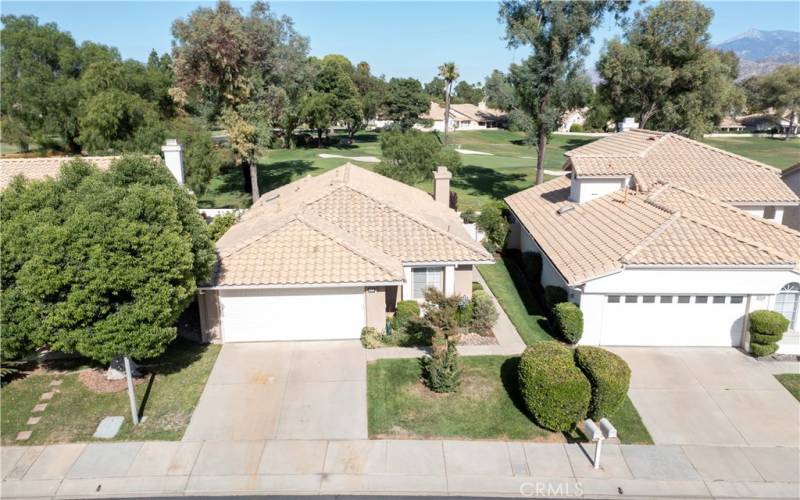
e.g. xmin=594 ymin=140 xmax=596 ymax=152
xmin=500 ymin=253 xmax=556 ymax=338
xmin=256 ymin=159 xmax=315 ymax=193
xmin=453 ymin=165 xmax=527 ymax=201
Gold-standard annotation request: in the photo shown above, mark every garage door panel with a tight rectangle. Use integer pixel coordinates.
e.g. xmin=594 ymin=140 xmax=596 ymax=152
xmin=219 ymin=287 xmax=365 ymax=342
xmin=599 ymin=298 xmax=745 ymax=347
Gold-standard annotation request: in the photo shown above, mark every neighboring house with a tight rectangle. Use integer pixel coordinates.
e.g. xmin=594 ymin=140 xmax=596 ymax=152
xmin=198 ymin=164 xmax=493 ymax=343
xmin=418 ymin=101 xmax=506 ymax=132
xmin=506 ymin=129 xmax=800 ymax=353
xmin=717 ymin=115 xmax=746 ymax=132
xmin=558 ymin=108 xmax=588 ymax=132
xmin=0 ymin=140 xmax=185 ymax=189
xmin=739 ymin=110 xmax=799 ymax=135
xmin=783 ymin=163 xmax=800 ymax=230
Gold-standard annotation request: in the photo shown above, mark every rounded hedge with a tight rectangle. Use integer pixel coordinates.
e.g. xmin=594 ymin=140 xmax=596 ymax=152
xmin=574 ymin=346 xmax=630 ymax=419
xmin=750 ymin=342 xmax=779 ymax=358
xmin=393 ymin=300 xmax=421 ymax=330
xmin=518 ymin=342 xmax=590 ymax=431
xmin=554 ymin=302 xmax=584 ymax=344
xmin=749 ymin=310 xmax=789 ymax=337
xmin=750 ymin=331 xmax=783 ymax=345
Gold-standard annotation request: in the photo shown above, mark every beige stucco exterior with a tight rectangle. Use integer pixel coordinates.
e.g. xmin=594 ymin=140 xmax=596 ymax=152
xmin=198 ymin=290 xmax=222 ymax=343
xmin=454 ymin=265 xmax=474 ymax=298
xmin=365 ymin=286 xmax=387 ymax=331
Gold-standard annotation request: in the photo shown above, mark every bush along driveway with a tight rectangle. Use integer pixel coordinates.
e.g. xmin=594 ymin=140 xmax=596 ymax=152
xmin=367 ymin=355 xmax=652 ymax=444
xmin=0 ymin=340 xmax=220 ymax=445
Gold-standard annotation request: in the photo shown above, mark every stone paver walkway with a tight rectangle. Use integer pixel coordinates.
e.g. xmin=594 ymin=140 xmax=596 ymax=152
xmin=366 ymin=269 xmax=527 ymax=361
xmin=2 ymin=440 xmax=797 ymax=498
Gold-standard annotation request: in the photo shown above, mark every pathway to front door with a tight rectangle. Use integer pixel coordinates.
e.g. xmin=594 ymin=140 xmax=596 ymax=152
xmin=183 ymin=340 xmax=367 ymax=441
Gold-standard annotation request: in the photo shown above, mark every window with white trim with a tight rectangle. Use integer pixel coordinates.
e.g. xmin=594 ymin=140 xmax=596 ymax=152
xmin=713 ymin=296 xmax=726 ymax=304
xmin=695 ymin=296 xmax=708 ymax=304
xmin=411 ymin=267 xmax=443 ymax=299
xmin=775 ymin=282 xmax=800 ymax=331
xmin=642 ymin=296 xmax=656 ymax=304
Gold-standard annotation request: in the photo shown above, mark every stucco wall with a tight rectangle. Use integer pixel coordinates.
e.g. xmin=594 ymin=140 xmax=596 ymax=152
xmin=198 ymin=290 xmax=221 ymax=343
xmin=570 ymin=177 xmax=626 ymax=204
xmin=782 ymin=171 xmax=800 ymax=230
xmin=365 ymin=287 xmax=387 ymax=332
xmin=454 ymin=265 xmax=474 ymax=298
xmin=519 ymin=228 xmax=569 ymax=290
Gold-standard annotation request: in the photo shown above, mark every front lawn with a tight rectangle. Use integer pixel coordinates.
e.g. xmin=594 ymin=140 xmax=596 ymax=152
xmin=368 ymin=355 xmax=652 ymax=444
xmin=0 ymin=340 xmax=220 ymax=445
xmin=478 ymin=256 xmax=554 ymax=345
xmin=775 ymin=373 xmax=800 ymax=401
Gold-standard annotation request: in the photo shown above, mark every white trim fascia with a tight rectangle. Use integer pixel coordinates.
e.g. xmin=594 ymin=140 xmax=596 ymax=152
xmin=730 ymin=201 xmax=799 ymax=207
xmin=403 ymin=260 xmax=493 ymax=266
xmin=199 ymin=280 xmax=402 ymax=291
xmin=622 ymin=264 xmax=797 ymax=271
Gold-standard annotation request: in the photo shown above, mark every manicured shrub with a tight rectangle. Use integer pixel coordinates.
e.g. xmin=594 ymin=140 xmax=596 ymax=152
xmin=569 ymin=123 xmax=584 ymax=132
xmin=471 ymin=290 xmax=498 ymax=336
xmin=544 ymin=286 xmax=568 ymax=310
xmin=421 ymin=334 xmax=461 ymax=393
xmin=574 ymin=346 xmax=630 ymax=419
xmin=477 ymin=202 xmax=508 ymax=252
xmin=748 ymin=310 xmax=789 ymax=358
xmin=393 ymin=300 xmax=421 ymax=330
xmin=554 ymin=302 xmax=583 ymax=344
xmin=360 ymin=327 xmax=382 ymax=349
xmin=749 ymin=310 xmax=789 ymax=336
xmin=750 ymin=342 xmax=779 ymax=358
xmin=518 ymin=342 xmax=591 ymax=431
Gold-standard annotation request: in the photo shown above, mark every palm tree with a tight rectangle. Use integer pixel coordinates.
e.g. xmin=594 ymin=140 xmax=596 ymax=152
xmin=438 ymin=62 xmax=459 ymax=144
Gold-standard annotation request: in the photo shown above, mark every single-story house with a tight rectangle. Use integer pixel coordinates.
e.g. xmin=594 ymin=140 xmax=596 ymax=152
xmin=0 ymin=140 xmax=185 ymax=189
xmin=717 ymin=115 xmax=746 ymax=132
xmin=506 ymin=129 xmax=800 ymax=353
xmin=418 ymin=101 xmax=506 ymax=132
xmin=783 ymin=163 xmax=800 ymax=230
xmin=198 ymin=164 xmax=493 ymax=343
xmin=558 ymin=108 xmax=588 ymax=132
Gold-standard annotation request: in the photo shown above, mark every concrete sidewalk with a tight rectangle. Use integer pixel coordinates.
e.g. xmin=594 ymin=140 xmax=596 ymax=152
xmin=2 ymin=439 xmax=798 ymax=498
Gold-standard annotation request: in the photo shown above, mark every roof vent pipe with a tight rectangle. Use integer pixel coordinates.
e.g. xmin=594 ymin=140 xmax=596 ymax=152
xmin=557 ymin=205 xmax=576 ymax=215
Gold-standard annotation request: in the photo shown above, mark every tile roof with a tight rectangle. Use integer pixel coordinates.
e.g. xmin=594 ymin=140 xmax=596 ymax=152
xmin=423 ymin=102 xmax=505 ymax=123
xmin=565 ymin=129 xmax=799 ymax=203
xmin=0 ymin=156 xmax=120 ymax=189
xmin=212 ymin=163 xmax=492 ymax=287
xmin=506 ymin=176 xmax=800 ymax=286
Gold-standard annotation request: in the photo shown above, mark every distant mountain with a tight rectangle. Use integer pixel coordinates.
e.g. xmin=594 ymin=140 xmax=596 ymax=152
xmin=715 ymin=29 xmax=800 ymax=79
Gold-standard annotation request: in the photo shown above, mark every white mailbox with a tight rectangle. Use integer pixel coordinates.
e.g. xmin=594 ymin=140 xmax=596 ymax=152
xmin=599 ymin=418 xmax=618 ymax=439
xmin=583 ymin=419 xmax=603 ymax=441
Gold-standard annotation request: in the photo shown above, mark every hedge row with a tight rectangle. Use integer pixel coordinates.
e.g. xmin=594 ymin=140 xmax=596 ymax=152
xmin=518 ymin=342 xmax=631 ymax=431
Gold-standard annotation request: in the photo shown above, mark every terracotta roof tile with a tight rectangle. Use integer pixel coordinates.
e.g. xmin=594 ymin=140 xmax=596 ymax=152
xmin=213 ymin=163 xmax=492 ymax=287
xmin=0 ymin=156 xmax=119 ymax=189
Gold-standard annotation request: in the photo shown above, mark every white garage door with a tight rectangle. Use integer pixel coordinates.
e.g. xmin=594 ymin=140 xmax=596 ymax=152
xmin=599 ymin=294 xmax=746 ymax=346
xmin=219 ymin=287 xmax=365 ymax=342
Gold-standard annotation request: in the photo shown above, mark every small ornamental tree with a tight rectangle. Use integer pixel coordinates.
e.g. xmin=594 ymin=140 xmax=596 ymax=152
xmin=0 ymin=156 xmax=215 ymax=365
xmin=748 ymin=310 xmax=789 ymax=358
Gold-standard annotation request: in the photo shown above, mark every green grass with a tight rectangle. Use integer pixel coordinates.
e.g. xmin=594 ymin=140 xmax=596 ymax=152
xmin=478 ymin=256 xmax=554 ymax=345
xmin=367 ymin=355 xmax=651 ymax=444
xmin=701 ymin=136 xmax=800 ymax=170
xmin=0 ymin=340 xmax=220 ymax=445
xmin=775 ymin=373 xmax=800 ymax=401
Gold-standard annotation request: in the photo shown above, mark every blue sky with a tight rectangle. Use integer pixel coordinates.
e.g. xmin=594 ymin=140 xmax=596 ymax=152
xmin=2 ymin=1 xmax=799 ymax=83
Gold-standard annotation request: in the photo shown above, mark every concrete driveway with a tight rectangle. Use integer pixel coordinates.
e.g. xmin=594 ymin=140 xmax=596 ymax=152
xmin=611 ymin=348 xmax=800 ymax=447
xmin=183 ymin=340 xmax=367 ymax=441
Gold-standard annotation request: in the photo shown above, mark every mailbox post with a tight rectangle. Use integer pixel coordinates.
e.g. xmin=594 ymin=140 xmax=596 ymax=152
xmin=584 ymin=418 xmax=617 ymax=469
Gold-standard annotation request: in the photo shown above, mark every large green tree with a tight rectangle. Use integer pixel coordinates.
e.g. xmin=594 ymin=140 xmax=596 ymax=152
xmin=453 ymin=81 xmax=483 ymax=105
xmin=499 ymin=0 xmax=625 ymax=184
xmin=596 ymin=0 xmax=743 ymax=137
xmin=0 ymin=156 xmax=215 ymax=364
xmin=741 ymin=65 xmax=800 ymax=138
xmin=376 ymin=129 xmax=461 ymax=184
xmin=484 ymin=70 xmax=516 ymax=111
xmin=381 ymin=78 xmax=429 ymax=130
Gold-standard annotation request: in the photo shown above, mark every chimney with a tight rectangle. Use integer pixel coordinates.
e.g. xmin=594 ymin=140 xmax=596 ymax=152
xmin=433 ymin=166 xmax=452 ymax=206
xmin=161 ymin=139 xmax=184 ymax=185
